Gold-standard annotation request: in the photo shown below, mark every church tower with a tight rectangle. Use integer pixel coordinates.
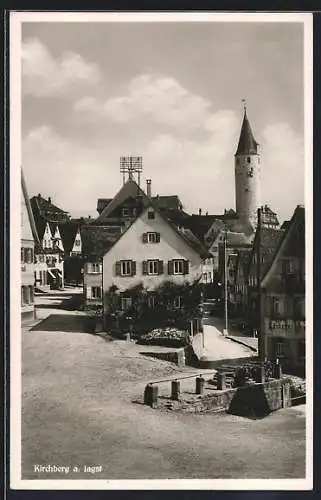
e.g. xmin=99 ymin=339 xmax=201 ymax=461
xmin=234 ymin=102 xmax=261 ymax=231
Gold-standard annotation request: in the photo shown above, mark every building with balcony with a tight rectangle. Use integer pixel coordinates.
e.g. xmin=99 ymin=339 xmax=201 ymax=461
xmin=260 ymin=205 xmax=305 ymax=374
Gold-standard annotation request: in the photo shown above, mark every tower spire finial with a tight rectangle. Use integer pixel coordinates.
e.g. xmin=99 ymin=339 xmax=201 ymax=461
xmin=241 ymin=98 xmax=247 ymax=113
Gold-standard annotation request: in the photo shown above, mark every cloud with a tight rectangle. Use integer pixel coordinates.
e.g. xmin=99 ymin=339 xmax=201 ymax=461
xmin=22 ymin=38 xmax=101 ymax=97
xmin=74 ymin=74 xmax=212 ymax=131
xmin=261 ymin=122 xmax=304 ymax=221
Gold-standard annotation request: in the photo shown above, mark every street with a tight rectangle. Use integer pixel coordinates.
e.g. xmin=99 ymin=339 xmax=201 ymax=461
xmin=21 ymin=290 xmax=306 ymax=480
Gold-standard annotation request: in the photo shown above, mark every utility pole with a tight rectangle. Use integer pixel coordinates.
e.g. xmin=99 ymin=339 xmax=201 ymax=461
xmin=257 ymin=207 xmax=264 ymax=361
xmin=223 ymin=230 xmax=228 ymax=336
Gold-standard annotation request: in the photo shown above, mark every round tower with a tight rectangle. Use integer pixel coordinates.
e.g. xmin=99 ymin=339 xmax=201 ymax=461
xmin=234 ymin=103 xmax=261 ymax=231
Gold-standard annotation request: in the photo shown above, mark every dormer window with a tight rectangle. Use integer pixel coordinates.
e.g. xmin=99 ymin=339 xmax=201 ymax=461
xmin=122 ymin=207 xmax=129 ymax=217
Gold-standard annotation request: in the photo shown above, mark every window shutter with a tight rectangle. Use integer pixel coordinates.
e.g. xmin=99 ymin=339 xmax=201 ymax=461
xmin=131 ymin=260 xmax=136 ymax=276
xmin=158 ymin=260 xmax=164 ymax=275
xmin=86 ymin=286 xmax=92 ymax=299
xmin=168 ymin=260 xmax=173 ymax=275
xmin=115 ymin=261 xmax=121 ymax=276
xmin=156 ymin=232 xmax=160 ymax=243
xmin=142 ymin=233 xmax=148 ymax=243
xmin=142 ymin=261 xmax=148 ymax=275
xmin=183 ymin=260 xmax=189 ymax=275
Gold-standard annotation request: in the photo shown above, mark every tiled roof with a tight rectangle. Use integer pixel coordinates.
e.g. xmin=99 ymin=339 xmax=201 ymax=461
xmin=235 ymin=109 xmax=259 ymax=155
xmin=250 ymin=227 xmax=285 ymax=278
xmin=81 ymin=225 xmax=122 ymax=261
xmin=97 ymin=198 xmax=112 ymax=214
xmin=152 ymin=195 xmax=183 ymax=211
xmin=59 ymin=222 xmax=80 ymax=254
xmin=261 ymin=205 xmax=305 ymax=285
xmin=32 ymin=212 xmax=47 ymax=241
xmin=30 ymin=195 xmax=69 ymax=216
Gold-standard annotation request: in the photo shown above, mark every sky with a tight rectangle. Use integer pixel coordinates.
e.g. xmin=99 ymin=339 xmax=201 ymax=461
xmin=21 ymin=19 xmax=305 ymax=223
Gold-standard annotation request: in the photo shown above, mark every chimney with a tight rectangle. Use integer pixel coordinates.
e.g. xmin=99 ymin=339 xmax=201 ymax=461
xmin=199 ymin=208 xmax=202 ymax=216
xmin=206 ymin=211 xmax=209 ymax=216
xmin=146 ymin=179 xmax=152 ymax=198
xmin=48 ymin=197 xmax=51 ymax=204
xmin=37 ymin=193 xmax=41 ymax=199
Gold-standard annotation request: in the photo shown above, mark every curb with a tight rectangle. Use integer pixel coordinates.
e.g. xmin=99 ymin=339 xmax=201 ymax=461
xmin=226 ymin=336 xmax=258 ymax=353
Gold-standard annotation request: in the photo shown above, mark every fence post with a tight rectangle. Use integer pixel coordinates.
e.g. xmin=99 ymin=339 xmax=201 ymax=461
xmin=196 ymin=376 xmax=205 ymax=395
xmin=171 ymin=380 xmax=181 ymax=401
xmin=144 ymin=384 xmax=158 ymax=408
xmin=217 ymin=372 xmax=226 ymax=391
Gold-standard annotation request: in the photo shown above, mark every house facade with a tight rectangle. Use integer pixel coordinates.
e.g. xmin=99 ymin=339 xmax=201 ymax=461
xmin=21 ymin=170 xmax=39 ymax=322
xmin=260 ymin=206 xmax=305 ymax=374
xmin=33 ymin=220 xmax=64 ymax=290
xmin=101 ymin=203 xmax=208 ymax=321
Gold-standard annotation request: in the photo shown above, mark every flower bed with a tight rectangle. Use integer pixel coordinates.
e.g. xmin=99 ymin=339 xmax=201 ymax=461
xmin=138 ymin=327 xmax=191 ymax=347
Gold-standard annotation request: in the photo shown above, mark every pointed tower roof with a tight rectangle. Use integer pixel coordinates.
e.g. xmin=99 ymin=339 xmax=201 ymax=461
xmin=235 ymin=105 xmax=259 ymax=156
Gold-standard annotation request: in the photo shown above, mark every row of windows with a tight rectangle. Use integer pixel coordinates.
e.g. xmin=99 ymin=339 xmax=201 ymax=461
xmin=86 ymin=259 xmax=190 ymax=276
xmin=115 ymin=259 xmax=189 ymax=277
xmin=86 ymin=287 xmax=182 ymax=310
xmin=21 ymin=247 xmax=34 ymax=264
xmin=21 ymin=285 xmax=34 ymax=306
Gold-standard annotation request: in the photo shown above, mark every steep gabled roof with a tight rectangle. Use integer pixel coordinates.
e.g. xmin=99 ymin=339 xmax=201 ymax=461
xmin=96 ymin=178 xmax=149 ymax=221
xmin=32 ymin=213 xmax=48 ymax=241
xmin=30 ymin=195 xmax=69 ymax=217
xmin=21 ymin=168 xmax=40 ymax=248
xmin=59 ymin=222 xmax=80 ymax=254
xmin=235 ymin=109 xmax=259 ymax=156
xmin=261 ymin=205 xmax=305 ymax=287
xmin=101 ymin=200 xmax=210 ymax=260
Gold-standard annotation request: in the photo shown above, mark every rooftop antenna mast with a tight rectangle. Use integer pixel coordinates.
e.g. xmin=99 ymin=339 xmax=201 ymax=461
xmin=120 ymin=156 xmax=143 ymax=186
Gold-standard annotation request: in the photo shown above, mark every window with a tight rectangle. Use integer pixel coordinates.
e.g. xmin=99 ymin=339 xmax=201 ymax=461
xmin=88 ymin=263 xmax=100 ymax=273
xmin=275 ymin=341 xmax=285 ymax=358
xmin=75 ymin=240 xmax=80 ymax=247
xmin=282 ymin=259 xmax=295 ymax=275
xmin=172 ymin=296 xmax=182 ymax=309
xmin=202 ymin=273 xmax=207 ymax=282
xmin=148 ymin=210 xmax=155 ymax=220
xmin=92 ymin=287 xmax=102 ymax=299
xmin=21 ymin=286 xmax=30 ymax=306
xmin=147 ymin=294 xmax=156 ymax=309
xmin=120 ymin=296 xmax=132 ymax=311
xmin=121 ymin=260 xmax=132 ymax=276
xmin=21 ymin=248 xmax=24 ymax=263
xmin=122 ymin=207 xmax=129 ymax=217
xmin=39 ymin=254 xmax=45 ymax=263
xmin=148 ymin=260 xmax=159 ymax=275
xmin=115 ymin=260 xmax=136 ymax=277
xmin=273 ymin=298 xmax=280 ymax=316
xmin=173 ymin=260 xmax=184 ymax=275
xmin=147 ymin=232 xmax=159 ymax=243
xmin=247 ymin=156 xmax=251 ymax=163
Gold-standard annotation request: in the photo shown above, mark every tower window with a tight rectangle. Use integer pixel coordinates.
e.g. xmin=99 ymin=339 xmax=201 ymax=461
xmin=247 ymin=157 xmax=251 ymax=163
